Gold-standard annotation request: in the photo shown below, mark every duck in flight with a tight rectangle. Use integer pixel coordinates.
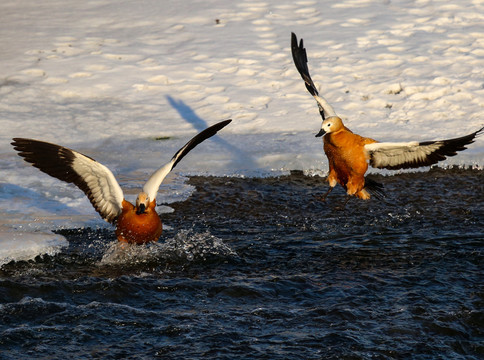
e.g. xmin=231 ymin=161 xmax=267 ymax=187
xmin=291 ymin=32 xmax=483 ymax=202
xmin=12 ymin=119 xmax=231 ymax=244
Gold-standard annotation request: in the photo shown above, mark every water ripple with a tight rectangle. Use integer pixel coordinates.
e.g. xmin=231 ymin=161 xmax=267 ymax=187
xmin=0 ymin=168 xmax=483 ymax=359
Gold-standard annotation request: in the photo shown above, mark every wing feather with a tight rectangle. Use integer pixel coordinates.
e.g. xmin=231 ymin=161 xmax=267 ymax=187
xmin=291 ymin=32 xmax=337 ymax=120
xmin=143 ymin=119 xmax=231 ymax=201
xmin=12 ymin=138 xmax=124 ymax=223
xmin=365 ymin=127 xmax=483 ymax=170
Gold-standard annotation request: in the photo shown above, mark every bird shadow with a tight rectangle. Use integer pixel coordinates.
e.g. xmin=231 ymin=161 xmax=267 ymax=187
xmin=166 ymin=95 xmax=257 ymax=171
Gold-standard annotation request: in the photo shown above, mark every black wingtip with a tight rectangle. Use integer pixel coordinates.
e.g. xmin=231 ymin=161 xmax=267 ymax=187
xmin=290 ymin=32 xmax=319 ymax=98
xmin=171 ymin=119 xmax=232 ymax=169
xmin=419 ymin=126 xmax=484 ymax=161
xmin=213 ymin=119 xmax=232 ymax=130
xmin=11 ymin=138 xmax=28 ymax=151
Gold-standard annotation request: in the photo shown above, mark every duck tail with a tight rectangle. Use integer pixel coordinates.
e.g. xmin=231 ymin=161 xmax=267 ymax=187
xmin=364 ymin=177 xmax=385 ymax=200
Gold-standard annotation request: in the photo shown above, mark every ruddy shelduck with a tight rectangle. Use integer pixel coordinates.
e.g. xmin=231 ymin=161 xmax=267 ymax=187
xmin=12 ymin=120 xmax=231 ymax=244
xmin=291 ymin=32 xmax=483 ymax=201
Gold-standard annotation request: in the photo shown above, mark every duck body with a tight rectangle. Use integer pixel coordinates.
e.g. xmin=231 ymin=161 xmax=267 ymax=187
xmin=324 ymin=128 xmax=377 ymax=199
xmin=115 ymin=199 xmax=162 ymax=244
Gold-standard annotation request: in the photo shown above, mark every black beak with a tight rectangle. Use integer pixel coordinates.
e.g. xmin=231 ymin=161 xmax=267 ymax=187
xmin=315 ymin=129 xmax=326 ymax=138
xmin=136 ymin=203 xmax=146 ymax=215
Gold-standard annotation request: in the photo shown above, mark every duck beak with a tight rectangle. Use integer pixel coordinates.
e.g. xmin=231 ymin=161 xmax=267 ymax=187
xmin=136 ymin=203 xmax=146 ymax=215
xmin=315 ymin=128 xmax=326 ymax=137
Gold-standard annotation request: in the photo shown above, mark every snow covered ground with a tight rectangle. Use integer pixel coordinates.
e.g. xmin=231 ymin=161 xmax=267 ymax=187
xmin=1 ymin=0 xmax=483 ymax=262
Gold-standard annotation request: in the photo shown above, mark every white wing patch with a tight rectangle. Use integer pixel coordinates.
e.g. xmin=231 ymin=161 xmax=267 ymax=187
xmin=142 ymin=161 xmax=174 ymax=202
xmin=314 ymin=93 xmax=337 ymax=119
xmin=365 ymin=141 xmax=445 ymax=169
xmin=70 ymin=152 xmax=124 ymax=223
xmin=11 ymin=138 xmax=124 ymax=223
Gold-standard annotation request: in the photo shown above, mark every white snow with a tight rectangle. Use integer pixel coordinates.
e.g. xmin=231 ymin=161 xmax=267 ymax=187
xmin=1 ymin=0 xmax=483 ymax=262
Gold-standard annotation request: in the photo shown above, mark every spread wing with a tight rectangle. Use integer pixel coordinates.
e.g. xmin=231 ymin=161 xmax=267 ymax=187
xmin=12 ymin=138 xmax=124 ymax=223
xmin=291 ymin=32 xmax=337 ymax=120
xmin=364 ymin=127 xmax=483 ymax=170
xmin=143 ymin=119 xmax=232 ymax=201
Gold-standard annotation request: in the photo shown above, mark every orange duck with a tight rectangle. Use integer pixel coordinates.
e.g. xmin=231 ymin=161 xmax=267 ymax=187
xmin=291 ymin=32 xmax=482 ymax=202
xmin=12 ymin=120 xmax=231 ymax=244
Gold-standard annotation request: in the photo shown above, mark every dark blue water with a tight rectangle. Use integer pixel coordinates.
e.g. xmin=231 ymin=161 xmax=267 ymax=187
xmin=1 ymin=168 xmax=483 ymax=359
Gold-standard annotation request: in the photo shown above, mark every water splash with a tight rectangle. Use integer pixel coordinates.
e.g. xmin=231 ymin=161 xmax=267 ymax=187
xmin=99 ymin=229 xmax=236 ymax=266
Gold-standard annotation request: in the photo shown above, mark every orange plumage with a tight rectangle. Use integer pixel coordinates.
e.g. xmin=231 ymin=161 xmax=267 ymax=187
xmin=323 ymin=124 xmax=377 ymax=199
xmin=115 ymin=199 xmax=162 ymax=244
xmin=291 ymin=32 xmax=482 ymax=202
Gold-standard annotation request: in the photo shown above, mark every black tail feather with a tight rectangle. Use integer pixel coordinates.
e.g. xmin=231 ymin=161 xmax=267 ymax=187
xmin=365 ymin=177 xmax=385 ymax=200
